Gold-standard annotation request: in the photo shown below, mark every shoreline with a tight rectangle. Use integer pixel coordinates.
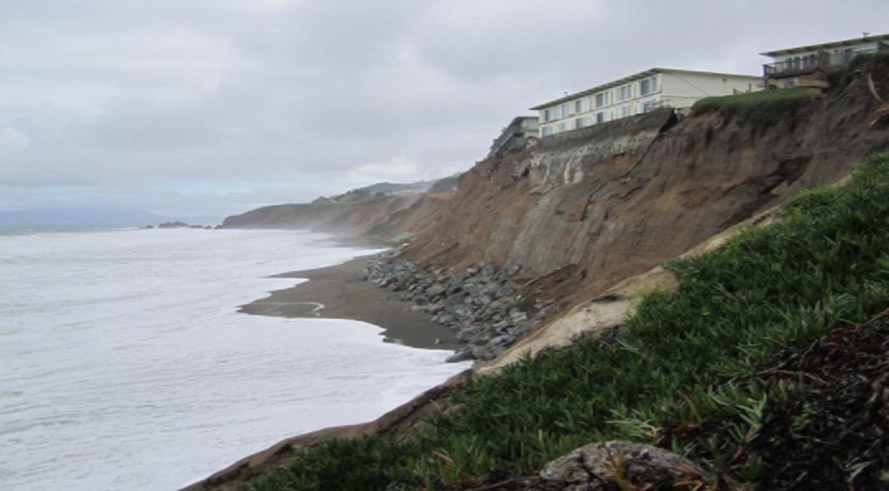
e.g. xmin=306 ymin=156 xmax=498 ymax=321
xmin=238 ymin=255 xmax=461 ymax=351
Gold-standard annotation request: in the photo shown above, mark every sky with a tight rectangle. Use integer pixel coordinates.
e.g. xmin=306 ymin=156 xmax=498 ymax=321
xmin=1 ymin=0 xmax=887 ymax=218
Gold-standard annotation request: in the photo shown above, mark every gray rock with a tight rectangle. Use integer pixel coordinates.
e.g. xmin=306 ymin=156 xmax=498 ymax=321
xmin=445 ymin=348 xmax=475 ymax=363
xmin=489 ymin=334 xmax=516 ymax=348
xmin=494 ymin=285 xmax=515 ymax=299
xmin=540 ymin=441 xmax=716 ymax=490
xmin=457 ymin=325 xmax=482 ymax=343
xmin=426 ymin=284 xmax=446 ymax=298
xmin=510 ymin=310 xmax=529 ymax=323
xmin=471 ymin=345 xmax=493 ymax=361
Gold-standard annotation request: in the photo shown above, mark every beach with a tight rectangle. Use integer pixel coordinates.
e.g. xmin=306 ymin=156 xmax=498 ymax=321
xmin=239 ymin=256 xmax=460 ymax=351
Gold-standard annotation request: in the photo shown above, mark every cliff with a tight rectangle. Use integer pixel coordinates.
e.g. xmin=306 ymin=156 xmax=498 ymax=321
xmin=404 ymin=58 xmax=889 ymax=308
xmin=189 ymin=55 xmax=889 ymax=490
xmin=220 ymin=175 xmax=459 ymax=241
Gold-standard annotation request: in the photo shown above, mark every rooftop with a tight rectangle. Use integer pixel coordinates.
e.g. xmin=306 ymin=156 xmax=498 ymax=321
xmin=761 ymin=33 xmax=889 ymax=57
xmin=530 ymin=67 xmax=760 ymax=110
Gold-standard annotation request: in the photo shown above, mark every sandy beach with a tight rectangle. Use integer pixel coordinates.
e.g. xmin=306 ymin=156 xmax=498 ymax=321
xmin=239 ymin=256 xmax=459 ymax=350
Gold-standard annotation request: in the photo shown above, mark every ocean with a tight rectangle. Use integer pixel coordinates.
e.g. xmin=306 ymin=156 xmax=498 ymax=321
xmin=0 ymin=227 xmax=469 ymax=490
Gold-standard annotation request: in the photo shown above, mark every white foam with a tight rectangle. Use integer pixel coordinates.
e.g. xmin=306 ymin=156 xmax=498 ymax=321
xmin=0 ymin=229 xmax=470 ymax=490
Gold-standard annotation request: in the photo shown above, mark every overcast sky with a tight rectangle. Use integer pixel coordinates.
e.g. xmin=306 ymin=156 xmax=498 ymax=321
xmin=1 ymin=0 xmax=887 ymax=217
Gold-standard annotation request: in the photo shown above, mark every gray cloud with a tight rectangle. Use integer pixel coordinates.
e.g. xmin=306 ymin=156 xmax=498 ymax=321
xmin=1 ymin=0 xmax=887 ymax=216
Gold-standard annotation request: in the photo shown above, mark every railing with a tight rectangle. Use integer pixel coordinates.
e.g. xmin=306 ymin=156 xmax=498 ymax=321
xmin=764 ymin=45 xmax=887 ymax=78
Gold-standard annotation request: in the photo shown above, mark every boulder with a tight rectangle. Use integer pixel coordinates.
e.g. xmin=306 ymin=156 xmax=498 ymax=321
xmin=540 ymin=441 xmax=716 ymax=490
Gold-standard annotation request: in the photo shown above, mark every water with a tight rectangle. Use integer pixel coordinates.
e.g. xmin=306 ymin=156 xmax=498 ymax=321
xmin=0 ymin=228 xmax=469 ymax=490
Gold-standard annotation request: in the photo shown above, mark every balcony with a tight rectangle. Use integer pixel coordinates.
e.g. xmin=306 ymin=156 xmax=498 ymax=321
xmin=764 ymin=45 xmax=887 ymax=79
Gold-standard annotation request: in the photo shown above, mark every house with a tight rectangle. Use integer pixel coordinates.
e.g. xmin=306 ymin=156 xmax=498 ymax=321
xmin=762 ymin=33 xmax=889 ymax=89
xmin=488 ymin=116 xmax=540 ymax=158
xmin=531 ymin=68 xmax=760 ymax=137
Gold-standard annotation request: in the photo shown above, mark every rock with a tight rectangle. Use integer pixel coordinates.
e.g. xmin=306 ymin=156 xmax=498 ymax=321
xmin=510 ymin=310 xmax=529 ymax=323
xmin=457 ymin=325 xmax=482 ymax=343
xmin=445 ymin=348 xmax=475 ymax=363
xmin=540 ymin=441 xmax=716 ymax=490
xmin=433 ymin=313 xmax=456 ymax=325
xmin=495 ymin=285 xmax=515 ymax=299
xmin=489 ymin=334 xmax=516 ymax=348
xmin=426 ymin=284 xmax=446 ymax=298
xmin=471 ymin=345 xmax=494 ymax=361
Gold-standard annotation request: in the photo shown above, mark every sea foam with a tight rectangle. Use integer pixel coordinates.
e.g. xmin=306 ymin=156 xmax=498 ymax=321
xmin=0 ymin=228 xmax=469 ymax=490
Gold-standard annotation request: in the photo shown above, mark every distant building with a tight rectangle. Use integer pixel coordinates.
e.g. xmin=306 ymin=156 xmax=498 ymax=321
xmin=762 ymin=33 xmax=889 ymax=89
xmin=488 ymin=116 xmax=540 ymax=158
xmin=531 ymin=68 xmax=760 ymax=138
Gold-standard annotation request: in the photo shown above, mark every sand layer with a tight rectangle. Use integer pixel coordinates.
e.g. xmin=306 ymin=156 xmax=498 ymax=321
xmin=239 ymin=257 xmax=459 ymax=350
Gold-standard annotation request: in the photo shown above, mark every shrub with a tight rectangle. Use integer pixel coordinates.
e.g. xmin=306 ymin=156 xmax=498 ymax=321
xmin=691 ymin=88 xmax=814 ymax=129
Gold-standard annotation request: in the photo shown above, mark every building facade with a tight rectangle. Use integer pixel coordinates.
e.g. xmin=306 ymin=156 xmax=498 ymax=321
xmin=762 ymin=33 xmax=889 ymax=88
xmin=531 ymin=68 xmax=760 ymax=138
xmin=488 ymin=116 xmax=540 ymax=158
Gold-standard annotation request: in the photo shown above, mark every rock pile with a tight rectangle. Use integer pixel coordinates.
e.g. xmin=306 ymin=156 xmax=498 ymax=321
xmin=361 ymin=250 xmax=558 ymax=362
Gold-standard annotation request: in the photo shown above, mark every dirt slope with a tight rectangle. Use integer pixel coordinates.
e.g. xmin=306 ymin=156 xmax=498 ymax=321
xmin=404 ymin=56 xmax=889 ymax=305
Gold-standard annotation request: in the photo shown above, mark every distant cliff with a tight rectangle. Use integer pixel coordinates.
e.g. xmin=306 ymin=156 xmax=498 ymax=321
xmin=220 ymin=175 xmax=460 ymax=241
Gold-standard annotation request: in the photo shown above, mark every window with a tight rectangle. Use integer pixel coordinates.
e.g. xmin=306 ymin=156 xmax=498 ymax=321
xmin=641 ymin=100 xmax=657 ymax=113
xmin=542 ymin=109 xmax=551 ymax=122
xmin=575 ymin=118 xmax=589 ymax=129
xmin=559 ymin=103 xmax=570 ymax=118
xmin=596 ymin=112 xmax=605 ymax=124
xmin=617 ymin=85 xmax=632 ymax=102
xmin=557 ymin=122 xmax=566 ymax=133
xmin=620 ymin=105 xmax=631 ymax=118
xmin=639 ymin=76 xmax=658 ymax=96
xmin=575 ymin=97 xmax=590 ymax=113
xmin=541 ymin=126 xmax=552 ymax=136
xmin=595 ymin=92 xmax=609 ymax=108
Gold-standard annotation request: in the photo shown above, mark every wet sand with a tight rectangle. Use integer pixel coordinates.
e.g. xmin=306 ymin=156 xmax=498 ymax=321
xmin=239 ymin=257 xmax=459 ymax=350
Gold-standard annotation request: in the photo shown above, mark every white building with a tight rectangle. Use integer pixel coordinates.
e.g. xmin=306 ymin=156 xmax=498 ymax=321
xmin=762 ymin=33 xmax=889 ymax=88
xmin=531 ymin=68 xmax=760 ymax=137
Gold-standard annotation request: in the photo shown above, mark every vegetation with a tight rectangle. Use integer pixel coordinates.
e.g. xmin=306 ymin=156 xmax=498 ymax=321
xmin=251 ymin=152 xmax=889 ymax=490
xmin=827 ymin=51 xmax=889 ymax=90
xmin=691 ymin=87 xmax=814 ymax=128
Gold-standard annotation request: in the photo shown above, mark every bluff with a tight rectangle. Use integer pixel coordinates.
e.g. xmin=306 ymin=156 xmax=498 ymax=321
xmin=404 ymin=57 xmax=889 ymax=307
xmin=188 ymin=55 xmax=889 ymax=490
xmin=220 ymin=176 xmax=459 ymax=241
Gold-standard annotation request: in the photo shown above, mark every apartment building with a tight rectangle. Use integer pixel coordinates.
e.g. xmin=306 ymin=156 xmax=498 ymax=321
xmin=762 ymin=33 xmax=889 ymax=88
xmin=531 ymin=68 xmax=760 ymax=137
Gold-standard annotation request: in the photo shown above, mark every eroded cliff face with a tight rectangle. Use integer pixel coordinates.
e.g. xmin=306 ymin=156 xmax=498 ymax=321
xmin=404 ymin=58 xmax=889 ymax=303
xmin=220 ymin=190 xmax=451 ymax=241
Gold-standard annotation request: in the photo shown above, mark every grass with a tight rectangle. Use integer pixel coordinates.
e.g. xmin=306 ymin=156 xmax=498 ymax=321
xmin=691 ymin=87 xmax=814 ymax=129
xmin=250 ymin=151 xmax=889 ymax=490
